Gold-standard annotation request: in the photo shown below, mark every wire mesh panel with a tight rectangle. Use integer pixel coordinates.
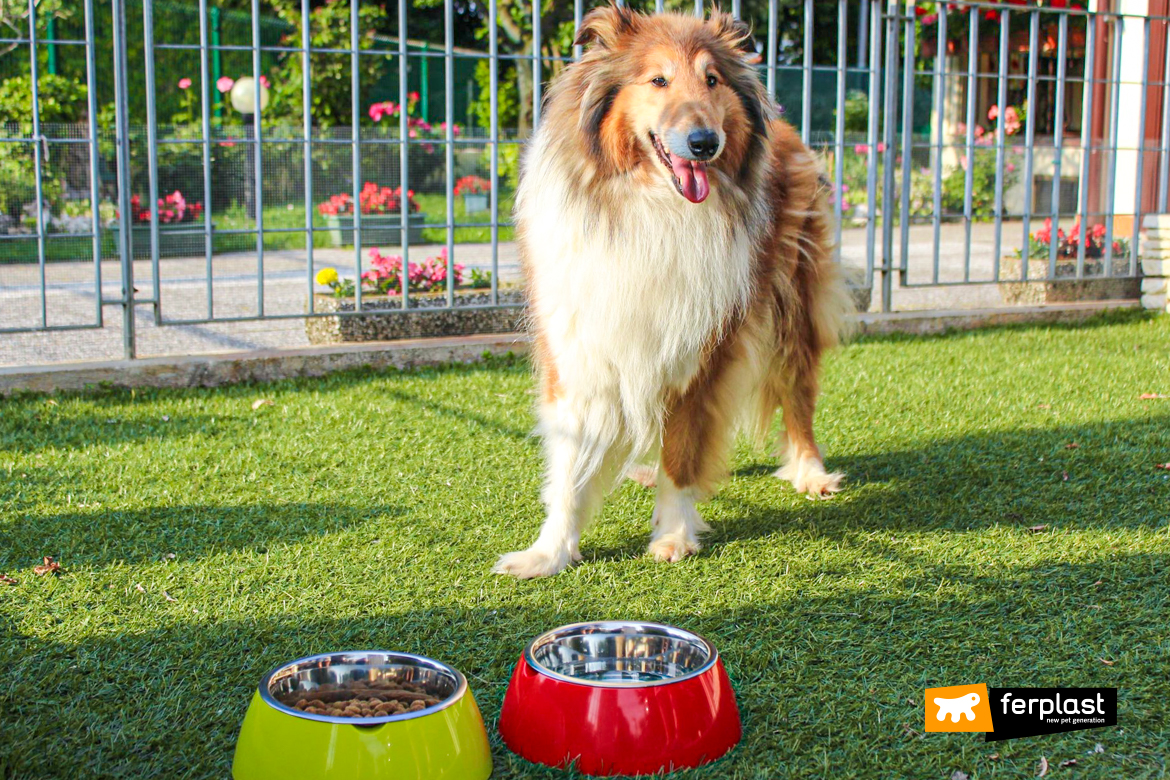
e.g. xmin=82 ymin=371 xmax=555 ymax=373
xmin=1 ymin=0 xmax=1166 ymax=368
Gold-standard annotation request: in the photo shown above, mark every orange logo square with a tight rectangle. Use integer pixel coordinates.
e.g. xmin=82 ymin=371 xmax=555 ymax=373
xmin=925 ymin=684 xmax=994 ymax=732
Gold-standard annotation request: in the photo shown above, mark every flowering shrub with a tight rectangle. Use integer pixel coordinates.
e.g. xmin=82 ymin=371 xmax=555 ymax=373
xmin=454 ymin=176 xmax=491 ymax=197
xmin=367 ymin=94 xmax=461 ymax=154
xmin=1017 ymin=218 xmax=1130 ymax=261
xmin=129 ymin=191 xmax=204 ymax=224
xmin=318 ymin=183 xmax=420 ymax=217
xmin=363 ymin=248 xmax=464 ymax=295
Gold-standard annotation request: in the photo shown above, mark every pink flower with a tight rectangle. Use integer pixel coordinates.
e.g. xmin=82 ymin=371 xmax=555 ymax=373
xmin=877 ymin=142 xmax=887 ymax=153
xmin=854 ymin=144 xmax=869 ymax=155
xmin=922 ymin=13 xmax=938 ymax=24
xmin=409 ymin=91 xmax=420 ymax=102
xmin=1007 ymin=162 xmax=1016 ymax=172
xmin=369 ymin=104 xmax=385 ymax=122
xmin=988 ymin=104 xmax=999 ymax=122
xmin=217 ymin=77 xmax=235 ymax=93
xmin=178 ymin=78 xmax=192 ymax=90
xmin=956 ymin=122 xmax=967 ymax=136
xmin=1003 ymin=106 xmax=1021 ymax=136
xmin=259 ymin=75 xmax=270 ymax=89
xmin=975 ymin=125 xmax=985 ymax=138
xmin=959 ymin=154 xmax=968 ymax=171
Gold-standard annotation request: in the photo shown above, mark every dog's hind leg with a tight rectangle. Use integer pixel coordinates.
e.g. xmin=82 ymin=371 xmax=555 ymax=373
xmin=494 ymin=398 xmax=623 ymax=578
xmin=771 ymin=365 xmax=843 ymax=499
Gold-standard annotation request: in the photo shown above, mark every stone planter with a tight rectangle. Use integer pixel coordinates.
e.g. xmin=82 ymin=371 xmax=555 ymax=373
xmin=999 ymin=255 xmax=1140 ymax=305
xmin=462 ymin=193 xmax=489 ymax=213
xmin=322 ymin=213 xmax=428 ymax=247
xmin=306 ymin=287 xmax=525 ymax=344
xmin=109 ymin=222 xmax=216 ymax=259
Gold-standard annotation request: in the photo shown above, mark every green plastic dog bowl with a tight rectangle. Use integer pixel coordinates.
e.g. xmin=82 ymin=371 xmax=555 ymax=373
xmin=232 ymin=651 xmax=492 ymax=780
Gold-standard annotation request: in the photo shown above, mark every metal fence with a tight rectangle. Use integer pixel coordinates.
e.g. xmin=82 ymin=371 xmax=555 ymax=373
xmin=1 ymin=0 xmax=1167 ymax=365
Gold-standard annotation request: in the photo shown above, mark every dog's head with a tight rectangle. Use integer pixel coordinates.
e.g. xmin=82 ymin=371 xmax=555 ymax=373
xmin=569 ymin=4 xmax=770 ymax=204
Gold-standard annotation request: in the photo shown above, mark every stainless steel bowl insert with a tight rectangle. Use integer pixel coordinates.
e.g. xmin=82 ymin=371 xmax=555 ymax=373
xmin=259 ymin=651 xmax=467 ymax=725
xmin=525 ymin=621 xmax=718 ymax=687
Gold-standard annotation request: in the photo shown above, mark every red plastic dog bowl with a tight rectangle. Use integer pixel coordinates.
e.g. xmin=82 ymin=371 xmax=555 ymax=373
xmin=499 ymin=621 xmax=741 ymax=775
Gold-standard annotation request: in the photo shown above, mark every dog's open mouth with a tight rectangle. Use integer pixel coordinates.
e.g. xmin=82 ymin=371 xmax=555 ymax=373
xmin=650 ymin=132 xmax=710 ymax=204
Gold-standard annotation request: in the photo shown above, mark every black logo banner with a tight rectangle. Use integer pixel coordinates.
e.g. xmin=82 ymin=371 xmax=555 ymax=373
xmin=986 ymin=688 xmax=1117 ymax=742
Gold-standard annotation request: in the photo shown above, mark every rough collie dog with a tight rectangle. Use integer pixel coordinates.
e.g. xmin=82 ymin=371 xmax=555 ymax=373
xmin=494 ymin=5 xmax=853 ymax=578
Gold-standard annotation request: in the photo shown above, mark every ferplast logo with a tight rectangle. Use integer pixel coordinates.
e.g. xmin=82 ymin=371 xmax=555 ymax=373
xmin=925 ymin=685 xmax=1117 ymax=741
xmin=925 ymin=684 xmax=994 ymax=733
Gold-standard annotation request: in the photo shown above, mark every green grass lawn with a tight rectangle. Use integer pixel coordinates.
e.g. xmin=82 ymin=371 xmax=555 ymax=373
xmin=1 ymin=311 xmax=1168 ymax=779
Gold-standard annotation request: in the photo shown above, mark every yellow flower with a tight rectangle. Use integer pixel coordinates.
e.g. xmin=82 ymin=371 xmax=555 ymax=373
xmin=315 ymin=267 xmax=339 ymax=286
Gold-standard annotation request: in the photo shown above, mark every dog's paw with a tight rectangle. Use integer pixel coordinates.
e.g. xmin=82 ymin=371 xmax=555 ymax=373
xmin=492 ymin=547 xmax=571 ymax=578
xmin=626 ymin=464 xmax=658 ymax=488
xmin=648 ymin=533 xmax=701 ymax=563
xmin=774 ymin=457 xmax=844 ymax=499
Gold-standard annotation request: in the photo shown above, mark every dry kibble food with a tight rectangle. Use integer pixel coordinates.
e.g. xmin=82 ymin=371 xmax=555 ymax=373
xmin=277 ymin=678 xmax=443 ymax=719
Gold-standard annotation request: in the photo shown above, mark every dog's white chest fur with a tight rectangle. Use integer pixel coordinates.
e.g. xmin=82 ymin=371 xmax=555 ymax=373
xmin=520 ymin=161 xmax=754 ymax=451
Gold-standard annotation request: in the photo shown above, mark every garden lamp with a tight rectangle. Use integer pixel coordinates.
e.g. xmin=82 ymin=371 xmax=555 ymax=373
xmin=230 ymin=77 xmax=270 ymax=115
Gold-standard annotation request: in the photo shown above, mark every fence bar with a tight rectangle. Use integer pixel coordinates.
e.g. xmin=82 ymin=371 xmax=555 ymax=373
xmin=302 ymin=0 xmax=315 ymax=314
xmin=1160 ymin=20 xmax=1170 ymax=212
xmin=489 ymin=0 xmax=499 ymax=304
xmin=252 ymin=0 xmax=266 ymax=316
xmin=399 ymin=0 xmax=411 ymax=309
xmin=143 ymin=0 xmax=163 ymax=323
xmin=961 ymin=9 xmax=978 ymax=283
xmin=199 ymin=0 xmax=215 ymax=319
xmin=766 ymin=0 xmax=777 ymax=98
xmin=532 ymin=0 xmax=542 ymax=128
xmin=880 ymin=0 xmax=898 ymax=312
xmin=83 ymin=0 xmax=102 ymax=326
xmin=573 ymin=0 xmax=583 ymax=60
xmin=991 ymin=8 xmax=1009 ymax=280
xmin=1130 ymin=17 xmax=1151 ymax=277
xmin=1102 ymin=16 xmax=1124 ymax=277
xmin=1075 ymin=18 xmax=1095 ymax=278
xmin=1019 ymin=9 xmax=1039 ymax=282
xmin=111 ymin=0 xmax=136 ymax=358
xmin=801 ymin=0 xmax=812 ymax=145
xmin=694 ymin=0 xmax=702 ymax=17
xmin=931 ymin=3 xmax=947 ymax=285
xmin=899 ymin=3 xmax=915 ymax=283
xmin=656 ymin=0 xmax=664 ymax=14
xmin=863 ymin=0 xmax=880 ymax=288
xmin=1050 ymin=13 xmax=1068 ymax=279
xmin=445 ymin=0 xmax=456 ymax=308
xmin=731 ymin=0 xmax=740 ymax=19
xmin=833 ymin=0 xmax=846 ymax=260
xmin=350 ymin=0 xmax=362 ymax=312
xmin=26 ymin=0 xmax=47 ymax=329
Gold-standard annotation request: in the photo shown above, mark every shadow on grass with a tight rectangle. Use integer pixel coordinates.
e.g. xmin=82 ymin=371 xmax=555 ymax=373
xmin=2 ymin=552 xmax=1167 ymax=779
xmin=0 ymin=503 xmax=402 ymax=569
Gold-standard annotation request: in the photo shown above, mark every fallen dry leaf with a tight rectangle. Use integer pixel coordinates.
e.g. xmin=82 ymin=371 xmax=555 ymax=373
xmin=46 ymin=399 xmax=58 ymax=406
xmin=251 ymin=398 xmax=274 ymax=410
xmin=1156 ymin=463 xmax=1170 ymax=471
xmin=1037 ymin=403 xmax=1052 ymax=409
xmin=33 ymin=556 xmax=61 ymax=576
xmin=989 ymin=754 xmax=1000 ymax=761
xmin=135 ymin=583 xmax=146 ymax=594
xmin=950 ymin=772 xmax=969 ymax=780
xmin=1064 ymin=442 xmax=1079 ymax=449
xmin=1060 ymin=759 xmax=1078 ymax=768
xmin=0 ymin=574 xmax=16 ymax=586
xmin=1062 ymin=471 xmax=1070 ymax=481
xmin=1037 ymin=756 xmax=1049 ymax=777
xmin=1028 ymin=524 xmax=1049 ymax=533
xmin=1098 ymin=657 xmax=1115 ymax=666
xmin=901 ymin=723 xmax=924 ymax=738
xmin=161 ymin=415 xmax=171 ymax=422
xmin=164 ymin=553 xmax=176 ymax=560
xmin=162 ymin=590 xmax=177 ymax=602
xmin=1139 ymin=393 xmax=1168 ymax=400
xmin=1092 ymin=580 xmax=1103 ymax=587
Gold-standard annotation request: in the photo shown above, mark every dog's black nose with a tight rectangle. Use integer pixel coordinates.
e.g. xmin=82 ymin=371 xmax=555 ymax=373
xmin=687 ymin=129 xmax=719 ymax=160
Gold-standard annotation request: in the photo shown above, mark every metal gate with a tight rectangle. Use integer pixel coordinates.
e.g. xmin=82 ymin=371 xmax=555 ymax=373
xmin=1 ymin=1 xmax=1164 ymax=366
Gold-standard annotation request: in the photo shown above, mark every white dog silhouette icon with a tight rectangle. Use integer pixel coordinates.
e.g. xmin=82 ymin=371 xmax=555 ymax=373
xmin=933 ymin=692 xmax=981 ymax=723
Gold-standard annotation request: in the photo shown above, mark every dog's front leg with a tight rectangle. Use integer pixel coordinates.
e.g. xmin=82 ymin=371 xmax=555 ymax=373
xmin=494 ymin=400 xmax=620 ymax=578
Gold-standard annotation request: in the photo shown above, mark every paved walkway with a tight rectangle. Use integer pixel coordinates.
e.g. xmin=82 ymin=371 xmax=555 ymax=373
xmin=0 ymin=223 xmax=1031 ymax=367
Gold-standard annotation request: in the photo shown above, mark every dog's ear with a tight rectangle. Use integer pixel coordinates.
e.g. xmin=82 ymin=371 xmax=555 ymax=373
xmin=573 ymin=3 xmax=639 ymax=50
xmin=710 ymin=10 xmax=757 ymax=57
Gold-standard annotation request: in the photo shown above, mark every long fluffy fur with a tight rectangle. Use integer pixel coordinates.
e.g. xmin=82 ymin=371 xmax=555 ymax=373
xmin=495 ymin=6 xmax=853 ymax=578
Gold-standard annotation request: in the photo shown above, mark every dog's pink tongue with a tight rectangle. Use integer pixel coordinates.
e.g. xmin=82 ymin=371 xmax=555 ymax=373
xmin=670 ymin=158 xmax=710 ymax=203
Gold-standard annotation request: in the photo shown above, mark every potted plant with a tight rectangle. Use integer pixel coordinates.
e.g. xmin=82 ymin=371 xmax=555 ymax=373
xmin=110 ymin=190 xmax=210 ymax=258
xmin=1001 ymin=218 xmax=1139 ymax=304
xmin=318 ymin=183 xmax=427 ymax=247
xmin=454 ymin=176 xmax=491 ymax=213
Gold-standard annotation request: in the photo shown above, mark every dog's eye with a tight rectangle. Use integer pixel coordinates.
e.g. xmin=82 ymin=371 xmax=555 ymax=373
xmin=651 ymin=77 xmax=668 ymax=88
xmin=706 ymin=74 xmax=718 ymax=88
